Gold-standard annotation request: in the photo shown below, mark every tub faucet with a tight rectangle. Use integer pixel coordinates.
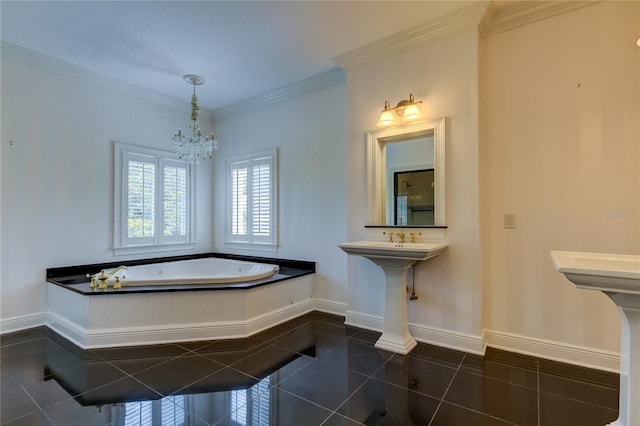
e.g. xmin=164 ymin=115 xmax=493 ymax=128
xmin=396 ymin=230 xmax=406 ymax=244
xmin=87 ymin=265 xmax=128 ymax=289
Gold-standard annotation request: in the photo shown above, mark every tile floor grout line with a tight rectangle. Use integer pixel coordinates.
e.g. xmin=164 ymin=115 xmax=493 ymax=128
xmin=330 ymin=375 xmax=376 ymax=422
xmin=271 ymin=382 xmax=365 ymax=425
xmin=16 ymin=383 xmax=56 ymax=425
xmin=427 ymin=350 xmax=466 ymax=426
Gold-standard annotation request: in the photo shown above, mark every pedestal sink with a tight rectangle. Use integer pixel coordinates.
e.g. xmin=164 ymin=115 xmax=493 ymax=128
xmin=339 ymin=241 xmax=449 ymax=354
xmin=551 ymin=251 xmax=640 ymax=426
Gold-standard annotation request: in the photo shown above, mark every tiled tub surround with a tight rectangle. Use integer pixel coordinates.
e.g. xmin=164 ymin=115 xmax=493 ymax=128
xmin=45 ymin=253 xmax=315 ymax=349
xmin=1 ymin=312 xmax=619 ymax=426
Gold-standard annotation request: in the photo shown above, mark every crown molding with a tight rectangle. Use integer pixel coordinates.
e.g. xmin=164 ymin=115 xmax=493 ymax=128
xmin=1 ymin=41 xmax=190 ymax=111
xmin=212 ymin=67 xmax=345 ymax=121
xmin=333 ymin=2 xmax=489 ymax=71
xmin=479 ymin=0 xmax=602 ymax=38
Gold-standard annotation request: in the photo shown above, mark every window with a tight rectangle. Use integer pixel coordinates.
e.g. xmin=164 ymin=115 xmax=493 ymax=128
xmin=114 ymin=143 xmax=195 ymax=255
xmin=226 ymin=149 xmax=277 ymax=250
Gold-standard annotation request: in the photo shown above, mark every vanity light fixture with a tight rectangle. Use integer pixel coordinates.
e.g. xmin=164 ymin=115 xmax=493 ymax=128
xmin=376 ymin=94 xmax=423 ymax=127
xmin=173 ymin=74 xmax=219 ymax=163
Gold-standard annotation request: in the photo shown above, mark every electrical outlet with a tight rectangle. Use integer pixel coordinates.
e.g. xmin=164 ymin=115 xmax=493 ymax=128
xmin=504 ymin=214 xmax=516 ymax=229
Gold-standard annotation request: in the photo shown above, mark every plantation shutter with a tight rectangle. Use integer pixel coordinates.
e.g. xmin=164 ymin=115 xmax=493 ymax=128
xmin=226 ymin=148 xmax=277 ymax=249
xmin=252 ymin=156 xmax=272 ymax=240
xmin=115 ymin=143 xmax=195 ymax=254
xmin=124 ymin=152 xmax=155 ymax=245
xmin=162 ymin=160 xmax=189 ymax=240
xmin=231 ymin=160 xmax=249 ymax=240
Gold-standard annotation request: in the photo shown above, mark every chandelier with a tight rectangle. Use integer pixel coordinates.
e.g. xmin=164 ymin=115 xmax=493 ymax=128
xmin=173 ymin=74 xmax=219 ymax=163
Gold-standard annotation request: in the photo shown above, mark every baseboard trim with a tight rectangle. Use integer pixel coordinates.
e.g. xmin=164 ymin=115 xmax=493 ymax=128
xmin=0 ymin=312 xmax=47 ymax=334
xmin=411 ymin=322 xmax=484 ymax=355
xmin=46 ymin=299 xmax=315 ymax=349
xmin=345 ymin=310 xmax=484 ymax=355
xmin=313 ymin=299 xmax=347 ymax=317
xmin=483 ymin=329 xmax=620 ymax=373
xmin=2 ymin=305 xmax=622 ymax=374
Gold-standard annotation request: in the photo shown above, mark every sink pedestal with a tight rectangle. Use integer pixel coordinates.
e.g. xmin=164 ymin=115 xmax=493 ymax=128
xmin=605 ymin=293 xmax=640 ymax=426
xmin=551 ymin=251 xmax=640 ymax=426
xmin=375 ymin=260 xmax=417 ymax=354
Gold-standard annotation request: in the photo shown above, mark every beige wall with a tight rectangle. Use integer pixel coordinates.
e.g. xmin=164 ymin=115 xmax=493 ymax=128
xmin=345 ymin=27 xmax=484 ymax=353
xmin=480 ymin=1 xmax=639 ymax=369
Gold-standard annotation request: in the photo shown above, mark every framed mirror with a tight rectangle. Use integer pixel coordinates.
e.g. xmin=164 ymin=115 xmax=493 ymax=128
xmin=366 ymin=118 xmax=446 ymax=227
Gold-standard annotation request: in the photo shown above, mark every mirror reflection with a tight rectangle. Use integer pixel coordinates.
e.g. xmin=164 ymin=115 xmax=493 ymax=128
xmin=366 ymin=118 xmax=446 ymax=227
xmin=386 ymin=136 xmax=434 ymax=225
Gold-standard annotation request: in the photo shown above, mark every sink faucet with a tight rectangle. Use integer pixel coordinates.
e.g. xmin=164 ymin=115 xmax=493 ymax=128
xmin=87 ymin=265 xmax=128 ymax=289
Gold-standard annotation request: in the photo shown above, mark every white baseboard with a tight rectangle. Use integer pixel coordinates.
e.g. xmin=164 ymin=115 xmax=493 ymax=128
xmin=313 ymin=298 xmax=347 ymax=317
xmin=0 ymin=312 xmax=46 ymax=334
xmin=411 ymin=322 xmax=484 ymax=355
xmin=2 ymin=305 xmax=621 ymax=374
xmin=345 ymin=310 xmax=484 ymax=355
xmin=47 ymin=299 xmax=315 ymax=349
xmin=345 ymin=310 xmax=381 ymax=331
xmin=483 ymin=329 xmax=620 ymax=373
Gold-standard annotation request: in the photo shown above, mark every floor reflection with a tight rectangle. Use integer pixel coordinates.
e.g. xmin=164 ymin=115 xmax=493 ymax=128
xmin=1 ymin=312 xmax=620 ymax=426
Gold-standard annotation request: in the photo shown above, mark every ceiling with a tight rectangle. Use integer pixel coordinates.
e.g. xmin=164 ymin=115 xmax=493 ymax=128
xmin=0 ymin=1 xmax=477 ymax=111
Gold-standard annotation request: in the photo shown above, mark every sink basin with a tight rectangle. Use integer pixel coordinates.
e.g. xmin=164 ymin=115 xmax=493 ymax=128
xmin=338 ymin=241 xmax=449 ymax=266
xmin=550 ymin=251 xmax=640 ymax=293
xmin=551 ymin=250 xmax=640 ymax=426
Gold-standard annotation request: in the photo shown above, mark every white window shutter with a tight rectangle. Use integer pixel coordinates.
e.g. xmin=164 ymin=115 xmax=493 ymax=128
xmin=114 ymin=142 xmax=195 ymax=255
xmin=251 ymin=157 xmax=272 ymax=241
xmin=226 ymin=149 xmax=277 ymax=249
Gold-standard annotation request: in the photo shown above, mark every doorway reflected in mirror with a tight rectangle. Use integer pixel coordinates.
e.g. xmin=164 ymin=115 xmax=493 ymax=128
xmin=394 ymin=168 xmax=434 ymax=226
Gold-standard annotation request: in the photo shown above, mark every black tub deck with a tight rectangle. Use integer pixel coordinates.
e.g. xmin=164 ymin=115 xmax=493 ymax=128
xmin=46 ymin=253 xmax=315 ymax=295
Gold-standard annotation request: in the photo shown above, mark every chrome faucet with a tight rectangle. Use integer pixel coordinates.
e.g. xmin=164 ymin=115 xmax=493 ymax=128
xmin=87 ymin=265 xmax=128 ymax=289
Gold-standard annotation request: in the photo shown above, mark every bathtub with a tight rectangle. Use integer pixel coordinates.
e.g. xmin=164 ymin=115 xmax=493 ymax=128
xmin=104 ymin=258 xmax=279 ymax=286
xmin=46 ymin=254 xmax=315 ymax=347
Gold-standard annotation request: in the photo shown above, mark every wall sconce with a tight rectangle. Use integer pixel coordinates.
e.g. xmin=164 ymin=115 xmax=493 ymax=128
xmin=376 ymin=94 xmax=423 ymax=127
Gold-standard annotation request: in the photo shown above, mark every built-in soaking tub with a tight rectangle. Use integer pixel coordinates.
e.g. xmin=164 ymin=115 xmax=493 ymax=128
xmin=103 ymin=258 xmax=279 ymax=287
xmin=46 ymin=254 xmax=315 ymax=348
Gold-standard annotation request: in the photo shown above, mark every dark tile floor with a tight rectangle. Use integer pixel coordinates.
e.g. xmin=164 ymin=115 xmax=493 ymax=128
xmin=1 ymin=312 xmax=620 ymax=425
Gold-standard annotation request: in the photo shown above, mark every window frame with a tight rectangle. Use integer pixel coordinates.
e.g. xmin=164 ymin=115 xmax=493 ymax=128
xmin=225 ymin=148 xmax=278 ymax=252
xmin=113 ymin=142 xmax=196 ymax=256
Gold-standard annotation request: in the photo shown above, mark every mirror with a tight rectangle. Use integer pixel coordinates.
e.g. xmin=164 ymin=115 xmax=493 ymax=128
xmin=366 ymin=118 xmax=446 ymax=227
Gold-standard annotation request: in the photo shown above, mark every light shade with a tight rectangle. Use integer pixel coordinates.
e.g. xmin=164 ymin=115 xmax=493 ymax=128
xmin=402 ymin=103 xmax=421 ymax=121
xmin=377 ymin=109 xmax=396 ymax=127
